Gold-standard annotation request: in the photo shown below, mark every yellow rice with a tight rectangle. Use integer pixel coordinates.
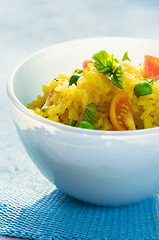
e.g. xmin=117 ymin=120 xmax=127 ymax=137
xmin=27 ymin=60 xmax=159 ymax=130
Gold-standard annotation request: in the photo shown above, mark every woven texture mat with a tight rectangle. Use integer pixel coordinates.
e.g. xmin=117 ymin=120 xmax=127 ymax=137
xmin=1 ymin=166 xmax=159 ymax=240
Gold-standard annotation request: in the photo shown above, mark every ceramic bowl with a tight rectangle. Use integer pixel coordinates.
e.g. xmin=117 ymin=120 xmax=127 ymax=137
xmin=7 ymin=37 xmax=159 ymax=206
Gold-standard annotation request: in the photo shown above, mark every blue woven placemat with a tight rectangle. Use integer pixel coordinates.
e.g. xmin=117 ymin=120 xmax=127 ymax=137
xmin=1 ymin=168 xmax=159 ymax=240
xmin=1 ymin=120 xmax=159 ymax=239
xmin=1 ymin=188 xmax=159 ymax=240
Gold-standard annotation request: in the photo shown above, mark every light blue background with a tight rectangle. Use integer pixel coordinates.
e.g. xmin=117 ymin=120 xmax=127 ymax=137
xmin=1 ymin=0 xmax=159 ymax=80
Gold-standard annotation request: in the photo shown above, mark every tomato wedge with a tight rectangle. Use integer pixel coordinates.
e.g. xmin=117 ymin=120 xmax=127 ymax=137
xmin=110 ymin=91 xmax=136 ymax=131
xmin=82 ymin=60 xmax=92 ymax=69
xmin=143 ymin=55 xmax=159 ymax=81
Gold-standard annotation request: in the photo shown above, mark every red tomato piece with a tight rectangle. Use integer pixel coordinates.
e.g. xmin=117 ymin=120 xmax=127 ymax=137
xmin=82 ymin=60 xmax=92 ymax=69
xmin=143 ymin=55 xmax=159 ymax=81
xmin=110 ymin=91 xmax=136 ymax=131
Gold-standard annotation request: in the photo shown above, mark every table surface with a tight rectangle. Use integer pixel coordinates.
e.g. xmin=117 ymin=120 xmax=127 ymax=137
xmin=1 ymin=0 xmax=159 ymax=239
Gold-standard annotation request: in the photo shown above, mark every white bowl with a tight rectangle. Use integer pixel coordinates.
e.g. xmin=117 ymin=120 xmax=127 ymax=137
xmin=7 ymin=37 xmax=159 ymax=206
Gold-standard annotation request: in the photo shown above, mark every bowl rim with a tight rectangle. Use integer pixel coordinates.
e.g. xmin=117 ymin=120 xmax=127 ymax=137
xmin=7 ymin=36 xmax=159 ymax=137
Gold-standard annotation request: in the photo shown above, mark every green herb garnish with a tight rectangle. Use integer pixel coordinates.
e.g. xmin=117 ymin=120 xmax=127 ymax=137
xmin=69 ymin=119 xmax=77 ymax=126
xmin=122 ymin=51 xmax=131 ymax=62
xmin=69 ymin=74 xmax=81 ymax=86
xmin=78 ymin=121 xmax=96 ymax=130
xmin=111 ymin=65 xmax=124 ymax=89
xmin=134 ymin=80 xmax=153 ymax=98
xmin=83 ymin=102 xmax=98 ymax=123
xmin=73 ymin=69 xmax=83 ymax=74
xmin=92 ymin=50 xmax=124 ymax=89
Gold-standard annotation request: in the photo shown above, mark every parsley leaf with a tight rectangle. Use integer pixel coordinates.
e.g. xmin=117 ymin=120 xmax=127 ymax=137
xmin=78 ymin=121 xmax=96 ymax=130
xmin=93 ymin=50 xmax=110 ymax=67
xmin=69 ymin=74 xmax=80 ymax=86
xmin=122 ymin=51 xmax=131 ymax=61
xmin=83 ymin=102 xmax=98 ymax=123
xmin=92 ymin=50 xmax=124 ymax=89
xmin=111 ymin=66 xmax=124 ymax=89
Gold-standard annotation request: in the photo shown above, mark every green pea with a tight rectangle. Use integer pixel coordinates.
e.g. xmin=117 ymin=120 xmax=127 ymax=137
xmin=69 ymin=119 xmax=77 ymax=126
xmin=69 ymin=74 xmax=80 ymax=86
xmin=78 ymin=121 xmax=96 ymax=130
xmin=134 ymin=81 xmax=152 ymax=98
